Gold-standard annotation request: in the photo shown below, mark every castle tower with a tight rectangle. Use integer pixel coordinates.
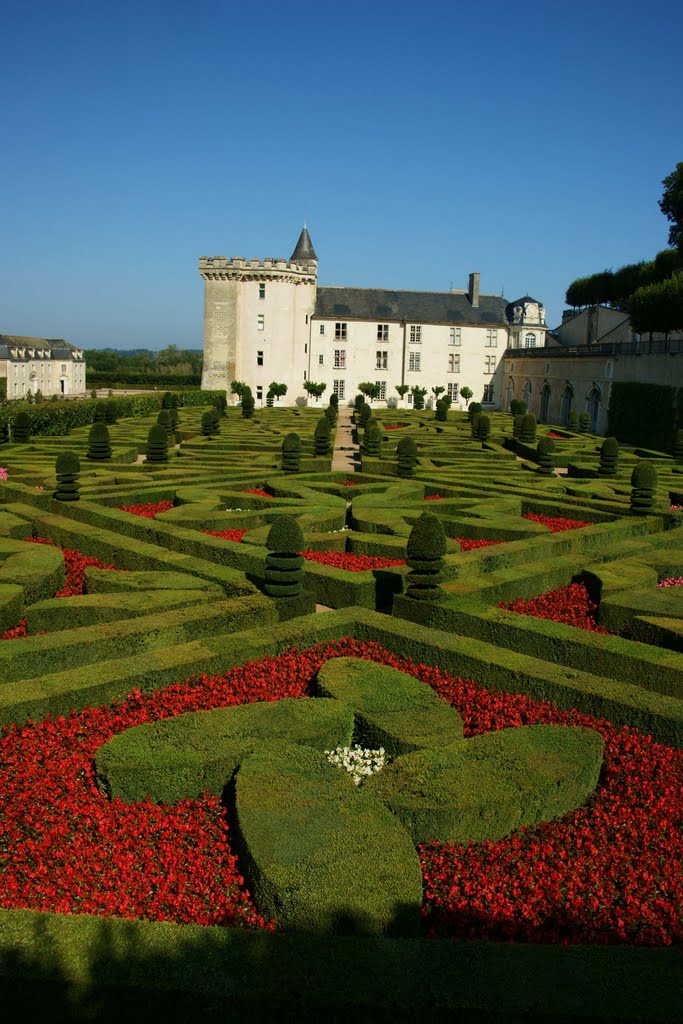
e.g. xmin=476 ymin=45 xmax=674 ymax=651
xmin=200 ymin=227 xmax=317 ymax=400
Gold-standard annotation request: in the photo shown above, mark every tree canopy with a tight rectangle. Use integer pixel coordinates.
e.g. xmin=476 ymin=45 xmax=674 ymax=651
xmin=659 ymin=162 xmax=683 ymax=256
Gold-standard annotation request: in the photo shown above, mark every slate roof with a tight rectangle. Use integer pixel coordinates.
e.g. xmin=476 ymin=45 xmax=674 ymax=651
xmin=290 ymin=226 xmax=317 ymax=263
xmin=314 ymin=287 xmax=508 ymax=326
xmin=0 ymin=335 xmax=81 ymax=359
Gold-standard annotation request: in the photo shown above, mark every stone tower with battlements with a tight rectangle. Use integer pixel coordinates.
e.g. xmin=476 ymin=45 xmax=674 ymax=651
xmin=200 ymin=227 xmax=317 ymax=399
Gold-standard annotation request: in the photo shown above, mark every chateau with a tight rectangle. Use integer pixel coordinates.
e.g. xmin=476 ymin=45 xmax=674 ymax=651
xmin=200 ymin=227 xmax=547 ymax=409
xmin=0 ymin=335 xmax=86 ymax=400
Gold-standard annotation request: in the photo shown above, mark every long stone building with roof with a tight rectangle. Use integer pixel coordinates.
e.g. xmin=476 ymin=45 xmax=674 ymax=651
xmin=200 ymin=227 xmax=547 ymax=409
xmin=0 ymin=335 xmax=86 ymax=400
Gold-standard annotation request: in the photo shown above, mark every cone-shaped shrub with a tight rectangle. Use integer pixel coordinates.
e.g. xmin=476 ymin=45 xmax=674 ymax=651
xmin=54 ymin=451 xmax=80 ymax=501
xmin=162 ymin=391 xmax=174 ymax=410
xmin=157 ymin=409 xmax=173 ymax=446
xmin=567 ymin=409 xmax=578 ymax=431
xmin=241 ymin=387 xmax=254 ymax=419
xmin=282 ymin=432 xmax=302 ymax=473
xmin=314 ymin=416 xmax=332 ymax=456
xmin=324 ymin=404 xmax=337 ymax=428
xmin=673 ymin=429 xmax=683 ymax=463
xmin=396 ymin=436 xmax=418 ymax=477
xmin=201 ymin=410 xmax=219 ymax=437
xmin=536 ymin=436 xmax=555 ymax=475
xmin=630 ymin=460 xmax=657 ymax=514
xmin=329 ymin=393 xmax=339 ymax=411
xmin=87 ymin=421 xmax=112 ymax=460
xmin=214 ymin=393 xmax=227 ymax=417
xmin=468 ymin=402 xmax=482 ymax=422
xmin=146 ymin=424 xmax=169 ymax=463
xmin=579 ymin=411 xmax=591 ymax=433
xmin=365 ymin=423 xmax=382 ymax=457
xmin=477 ymin=414 xmax=491 ymax=441
xmin=512 ymin=414 xmax=524 ymax=439
xmin=264 ymin=516 xmax=305 ymax=599
xmin=435 ymin=399 xmax=448 ymax=422
xmin=13 ymin=411 xmax=30 ymax=443
xmin=354 ymin=393 xmax=365 ymax=414
xmin=406 ymin=511 xmax=446 ymax=601
xmin=93 ymin=403 xmax=107 ymax=423
xmin=358 ymin=402 xmax=372 ymax=428
xmin=104 ymin=400 xmax=117 ymax=425
xmin=510 ymin=399 xmax=527 ymax=416
xmin=470 ymin=412 xmax=481 ymax=439
xmin=599 ymin=437 xmax=619 ymax=476
xmin=520 ymin=413 xmax=537 ymax=444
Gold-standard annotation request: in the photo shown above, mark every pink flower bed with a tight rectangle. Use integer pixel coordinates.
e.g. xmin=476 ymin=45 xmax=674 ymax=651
xmin=658 ymin=577 xmax=683 ymax=588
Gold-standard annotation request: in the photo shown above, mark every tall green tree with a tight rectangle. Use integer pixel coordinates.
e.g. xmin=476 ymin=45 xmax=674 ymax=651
xmin=659 ymin=162 xmax=683 ymax=256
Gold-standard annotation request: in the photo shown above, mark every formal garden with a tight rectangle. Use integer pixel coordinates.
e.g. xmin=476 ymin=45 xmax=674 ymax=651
xmin=0 ymin=390 xmax=681 ymax=1020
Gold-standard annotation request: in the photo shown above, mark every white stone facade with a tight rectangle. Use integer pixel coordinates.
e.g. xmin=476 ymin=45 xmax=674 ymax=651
xmin=0 ymin=335 xmax=86 ymax=400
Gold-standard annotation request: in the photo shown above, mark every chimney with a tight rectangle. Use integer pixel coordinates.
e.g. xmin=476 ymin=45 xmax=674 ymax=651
xmin=468 ymin=272 xmax=480 ymax=308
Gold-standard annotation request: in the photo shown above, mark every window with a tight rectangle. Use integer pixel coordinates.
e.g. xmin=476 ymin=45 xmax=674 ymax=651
xmin=257 ymin=314 xmax=265 ymax=331
xmin=257 ymin=350 xmax=264 ymax=366
xmin=335 ymin=322 xmax=347 ymax=341
xmin=319 ymin=354 xmax=324 ymax=365
xmin=409 ymin=325 xmax=422 ymax=344
xmin=408 ymin=351 xmax=421 ymax=372
xmin=448 ymin=353 xmax=460 ymax=373
xmin=485 ymin=355 xmax=496 ymax=374
xmin=375 ymin=381 xmax=387 ymax=401
xmin=334 ymin=349 xmax=346 ymax=368
xmin=305 ymin=343 xmax=308 ymax=353
xmin=407 ymin=391 xmax=413 ymax=405
xmin=376 ymin=350 xmax=388 ymax=370
xmin=259 ymin=283 xmax=266 ymax=299
xmin=303 ymin=371 xmax=307 ymax=381
xmin=483 ymin=384 xmax=495 ymax=403
xmin=256 ymin=386 xmax=263 ymax=401
xmin=525 ymin=333 xmax=536 ymax=349
xmin=319 ymin=324 xmax=325 ymax=335
xmin=485 ymin=329 xmax=498 ymax=347
xmin=61 ymin=365 xmax=67 ymax=373
xmin=377 ymin=324 xmax=389 ymax=342
xmin=449 ymin=327 xmax=461 ymax=346
xmin=447 ymin=382 xmax=459 ymax=401
xmin=333 ymin=379 xmax=345 ymax=399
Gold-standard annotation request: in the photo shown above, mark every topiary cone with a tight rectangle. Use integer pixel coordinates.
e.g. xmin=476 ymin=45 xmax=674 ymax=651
xmin=470 ymin=412 xmax=481 ymax=439
xmin=157 ymin=409 xmax=174 ymax=446
xmin=264 ymin=516 xmax=305 ymax=598
xmin=93 ymin=403 xmax=107 ymax=423
xmin=512 ymin=414 xmax=524 ymax=439
xmin=598 ymin=437 xmax=619 ymax=476
xmin=579 ymin=411 xmax=591 ymax=434
xmin=435 ymin=399 xmax=447 ymax=422
xmin=396 ymin=436 xmax=418 ymax=477
xmin=201 ymin=410 xmax=220 ymax=437
xmin=536 ymin=436 xmax=555 ymax=475
xmin=54 ymin=450 xmax=81 ymax=501
xmin=87 ymin=421 xmax=112 ymax=460
xmin=13 ymin=411 xmax=31 ymax=443
xmin=477 ymin=414 xmax=491 ymax=442
xmin=146 ymin=424 xmax=169 ymax=463
xmin=520 ymin=413 xmax=537 ymax=445
xmin=282 ymin=432 xmax=302 ymax=473
xmin=364 ymin=423 xmax=382 ymax=457
xmin=630 ymin=460 xmax=657 ymax=514
xmin=406 ymin=511 xmax=447 ymax=601
xmin=314 ymin=417 xmax=332 ymax=456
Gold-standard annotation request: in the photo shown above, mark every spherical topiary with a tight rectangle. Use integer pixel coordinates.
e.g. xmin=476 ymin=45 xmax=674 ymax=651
xmin=598 ymin=437 xmax=620 ymax=476
xmin=468 ymin=402 xmax=482 ymax=423
xmin=13 ymin=411 xmax=31 ymax=443
xmin=520 ymin=413 xmax=537 ymax=445
xmin=314 ymin=416 xmax=332 ymax=456
xmin=157 ymin=409 xmax=173 ymax=446
xmin=567 ymin=409 xmax=578 ymax=431
xmin=435 ymin=399 xmax=448 ymax=422
xmin=512 ymin=414 xmax=524 ymax=440
xmin=104 ymin=400 xmax=117 ymax=425
xmin=54 ymin=450 xmax=81 ymax=501
xmin=579 ymin=411 xmax=591 ymax=434
xmin=146 ymin=424 xmax=169 ymax=463
xmin=241 ymin=387 xmax=255 ymax=419
xmin=282 ymin=432 xmax=302 ymax=473
xmin=364 ymin=423 xmax=382 ymax=457
xmin=87 ymin=421 xmax=112 ymax=460
xmin=406 ymin=511 xmax=447 ymax=601
xmin=630 ymin=460 xmax=657 ymax=514
xmin=536 ymin=436 xmax=556 ymax=475
xmin=358 ymin=402 xmax=372 ymax=428
xmin=264 ymin=516 xmax=305 ymax=599
xmin=477 ymin=414 xmax=491 ymax=442
xmin=470 ymin=412 xmax=481 ymax=439
xmin=93 ymin=403 xmax=107 ymax=423
xmin=201 ymin=410 xmax=220 ymax=437
xmin=672 ymin=429 xmax=683 ymax=463
xmin=396 ymin=436 xmax=418 ymax=477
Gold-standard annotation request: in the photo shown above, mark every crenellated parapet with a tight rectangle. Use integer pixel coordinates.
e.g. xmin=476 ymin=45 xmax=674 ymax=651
xmin=199 ymin=256 xmax=317 ymax=285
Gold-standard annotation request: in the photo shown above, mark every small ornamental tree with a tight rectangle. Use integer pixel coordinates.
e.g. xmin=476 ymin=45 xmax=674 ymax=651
xmin=510 ymin=399 xmax=527 ymax=416
xmin=241 ymin=387 xmax=255 ymax=419
xmin=104 ymin=400 xmax=117 ymax=425
xmin=460 ymin=386 xmax=473 ymax=407
xmin=303 ymin=381 xmax=326 ymax=403
xmin=442 ymin=393 xmax=452 ymax=408
xmin=630 ymin=461 xmax=658 ymax=514
xmin=435 ymin=399 xmax=448 ymax=422
xmin=512 ymin=414 xmax=524 ymax=439
xmin=579 ymin=411 xmax=591 ymax=434
xmin=358 ymin=402 xmax=372 ymax=429
xmin=536 ymin=436 xmax=556 ymax=475
xmin=146 ymin=424 xmax=169 ymax=463
xmin=396 ymin=436 xmax=418 ymax=477
xmin=395 ymin=384 xmax=409 ymax=402
xmin=405 ymin=511 xmax=447 ymax=601
xmin=411 ymin=386 xmax=427 ymax=411
xmin=230 ymin=381 xmax=246 ymax=400
xmin=13 ymin=411 xmax=31 ymax=442
xmin=358 ymin=382 xmax=381 ymax=403
xmin=477 ymin=413 xmax=491 ymax=442
xmin=673 ymin=429 xmax=683 ymax=463
xmin=468 ymin=402 xmax=482 ymax=422
xmin=54 ymin=450 xmax=81 ymax=501
xmin=201 ymin=410 xmax=220 ymax=437
xmin=282 ymin=432 xmax=302 ymax=473
xmin=364 ymin=423 xmax=382 ymax=457
xmin=87 ymin=421 xmax=112 ymax=460
xmin=314 ymin=416 xmax=332 ymax=456
xmin=567 ymin=409 xmax=579 ymax=431
xmin=599 ymin=437 xmax=620 ymax=476
xmin=93 ymin=403 xmax=108 ymax=424
xmin=264 ymin=516 xmax=305 ymax=599
xmin=268 ymin=382 xmax=288 ymax=404
xmin=520 ymin=413 xmax=537 ymax=445
xmin=431 ymin=386 xmax=445 ymax=403
xmin=213 ymin=393 xmax=228 ymax=417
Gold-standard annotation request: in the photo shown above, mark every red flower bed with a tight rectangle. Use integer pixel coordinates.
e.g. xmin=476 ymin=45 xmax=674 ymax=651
xmin=523 ymin=512 xmax=590 ymax=532
xmin=424 ymin=494 xmax=443 ymax=501
xmin=301 ymin=550 xmax=405 ymax=572
xmin=201 ymin=529 xmax=246 ymax=543
xmin=0 ymin=638 xmax=680 ymax=944
xmin=339 ymin=480 xmax=359 ymax=486
xmin=452 ymin=537 xmax=505 ymax=552
xmin=658 ymin=576 xmax=683 ymax=588
xmin=118 ymin=500 xmax=174 ymax=519
xmin=26 ymin=537 xmax=123 ymax=597
xmin=499 ymin=582 xmax=610 ymax=634
xmin=383 ymin=424 xmax=404 ymax=430
xmin=547 ymin=431 xmax=565 ymax=439
xmin=1 ymin=619 xmax=28 ymax=640
xmin=242 ymin=488 xmax=272 ymax=498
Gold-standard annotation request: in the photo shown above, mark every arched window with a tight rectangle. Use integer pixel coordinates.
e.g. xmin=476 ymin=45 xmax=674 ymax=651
xmin=539 ymin=382 xmax=551 ymax=423
xmin=560 ymin=383 xmax=574 ymax=425
xmin=587 ymin=385 xmax=601 ymax=433
xmin=525 ymin=333 xmax=536 ymax=349
xmin=522 ymin=379 xmax=532 ymax=408
xmin=506 ymin=378 xmax=515 ymax=411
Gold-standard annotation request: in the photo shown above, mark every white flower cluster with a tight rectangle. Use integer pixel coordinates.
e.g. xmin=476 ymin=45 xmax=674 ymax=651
xmin=325 ymin=744 xmax=386 ymax=786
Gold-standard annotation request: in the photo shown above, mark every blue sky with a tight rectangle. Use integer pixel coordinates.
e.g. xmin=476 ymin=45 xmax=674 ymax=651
xmin=1 ymin=0 xmax=681 ymax=350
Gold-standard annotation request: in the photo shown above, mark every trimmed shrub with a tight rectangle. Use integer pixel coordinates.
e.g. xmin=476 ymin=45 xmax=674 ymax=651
xmin=470 ymin=412 xmax=481 ymax=439
xmin=329 ymin=393 xmax=339 ymax=410
xmin=314 ymin=417 xmax=332 ymax=456
xmin=673 ymin=429 xmax=683 ymax=463
xmin=87 ymin=422 xmax=112 ymax=461
xmin=396 ymin=436 xmax=418 ymax=477
xmin=213 ymin=393 xmax=228 ymax=417
xmin=241 ymin=387 xmax=255 ymax=419
xmin=104 ymin=400 xmax=117 ymax=425
xmin=536 ymin=436 xmax=555 ymax=475
xmin=282 ymin=432 xmax=302 ymax=474
xmin=412 ymin=388 xmax=426 ymax=411
xmin=599 ymin=437 xmax=620 ymax=476
xmin=93 ymin=403 xmax=108 ymax=423
xmin=54 ymin=450 xmax=81 ymax=501
xmin=405 ymin=512 xmax=446 ymax=601
xmin=512 ymin=414 xmax=524 ymax=439
xmin=435 ymin=399 xmax=448 ymax=422
xmin=157 ymin=409 xmax=173 ymax=445
xmin=358 ymin=402 xmax=372 ymax=428
xmin=264 ymin=516 xmax=305 ymax=598
xmin=477 ymin=414 xmax=491 ymax=442
xmin=365 ymin=423 xmax=382 ymax=457
xmin=146 ymin=424 xmax=169 ymax=463
xmin=520 ymin=413 xmax=537 ymax=444
xmin=468 ymin=402 xmax=482 ymax=422
xmin=201 ymin=410 xmax=220 ymax=437
xmin=579 ymin=411 xmax=591 ymax=434
xmin=0 ymin=421 xmax=10 ymax=445
xmin=567 ymin=410 xmax=579 ymax=431
xmin=13 ymin=411 xmax=30 ymax=443
xmin=510 ymin=399 xmax=527 ymax=415
xmin=324 ymin=404 xmax=337 ymax=429
xmin=630 ymin=460 xmax=657 ymax=514
xmin=354 ymin=393 xmax=365 ymax=414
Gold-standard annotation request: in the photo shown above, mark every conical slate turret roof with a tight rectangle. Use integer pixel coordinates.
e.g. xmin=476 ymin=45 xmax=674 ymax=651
xmin=290 ymin=225 xmax=317 ymax=263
